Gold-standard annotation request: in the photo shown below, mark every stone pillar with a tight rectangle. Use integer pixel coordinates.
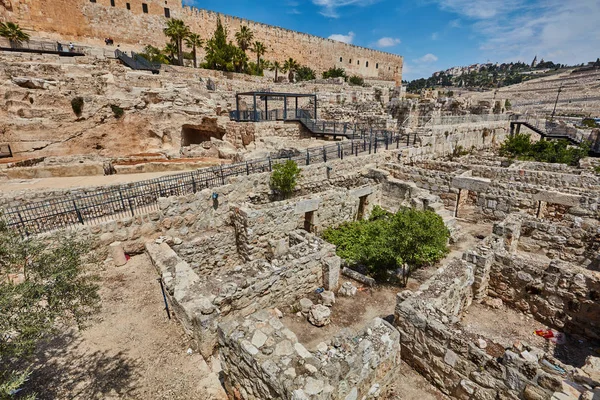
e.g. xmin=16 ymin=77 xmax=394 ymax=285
xmin=110 ymin=241 xmax=127 ymax=266
xmin=322 ymin=256 xmax=340 ymax=291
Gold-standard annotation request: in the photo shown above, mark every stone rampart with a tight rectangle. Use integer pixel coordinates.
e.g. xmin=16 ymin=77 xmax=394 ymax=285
xmin=1 ymin=0 xmax=403 ymax=81
xmin=218 ymin=311 xmax=400 ymax=400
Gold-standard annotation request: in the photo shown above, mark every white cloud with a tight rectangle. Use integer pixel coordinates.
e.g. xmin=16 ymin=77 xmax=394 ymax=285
xmin=417 ymin=53 xmax=439 ymax=63
xmin=287 ymin=8 xmax=302 ymax=14
xmin=434 ymin=0 xmax=523 ymax=19
xmin=473 ymin=0 xmax=600 ymax=66
xmin=328 ymin=31 xmax=355 ymax=44
xmin=448 ymin=19 xmax=461 ymax=28
xmin=431 ymin=32 xmax=439 ymax=40
xmin=312 ymin=0 xmax=379 ymax=18
xmin=375 ymin=37 xmax=401 ymax=47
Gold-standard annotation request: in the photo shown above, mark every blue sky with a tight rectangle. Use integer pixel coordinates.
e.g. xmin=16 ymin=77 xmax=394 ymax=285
xmin=182 ymin=0 xmax=600 ymax=81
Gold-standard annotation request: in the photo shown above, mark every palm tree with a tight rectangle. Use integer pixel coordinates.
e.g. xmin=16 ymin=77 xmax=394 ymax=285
xmin=163 ymin=42 xmax=178 ymax=65
xmin=185 ymin=33 xmax=203 ymax=68
xmin=251 ymin=41 xmax=265 ymax=66
xmin=270 ymin=61 xmax=282 ymax=82
xmin=0 ymin=22 xmax=30 ymax=48
xmin=163 ymin=19 xmax=190 ymax=66
xmin=231 ymin=46 xmax=248 ymax=73
xmin=235 ymin=25 xmax=254 ymax=53
xmin=283 ymin=58 xmax=299 ymax=83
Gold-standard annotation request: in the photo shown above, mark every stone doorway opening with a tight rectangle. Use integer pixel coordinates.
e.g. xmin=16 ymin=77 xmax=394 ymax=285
xmin=180 ymin=124 xmax=225 ymax=146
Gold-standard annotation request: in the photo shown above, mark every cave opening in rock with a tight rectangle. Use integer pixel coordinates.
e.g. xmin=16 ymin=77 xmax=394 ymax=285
xmin=181 ymin=124 xmax=225 ymax=146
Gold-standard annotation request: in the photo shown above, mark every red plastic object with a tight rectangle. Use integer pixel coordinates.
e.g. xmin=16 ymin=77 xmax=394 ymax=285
xmin=534 ymin=329 xmax=554 ymax=339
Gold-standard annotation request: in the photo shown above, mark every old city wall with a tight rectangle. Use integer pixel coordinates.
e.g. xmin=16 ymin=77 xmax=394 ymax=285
xmin=1 ymin=0 xmax=403 ymax=81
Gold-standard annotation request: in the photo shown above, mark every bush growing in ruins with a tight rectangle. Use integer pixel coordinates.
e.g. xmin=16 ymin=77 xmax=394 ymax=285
xmin=295 ymin=66 xmax=316 ymax=82
xmin=348 ymin=75 xmax=365 ymax=86
xmin=0 ymin=219 xmax=100 ymax=397
xmin=110 ymin=105 xmax=124 ymax=119
xmin=71 ymin=97 xmax=84 ymax=117
xmin=322 ymin=206 xmax=450 ymax=282
xmin=499 ymin=133 xmax=590 ymax=166
xmin=322 ymin=67 xmax=347 ymax=80
xmin=270 ymin=160 xmax=301 ymax=198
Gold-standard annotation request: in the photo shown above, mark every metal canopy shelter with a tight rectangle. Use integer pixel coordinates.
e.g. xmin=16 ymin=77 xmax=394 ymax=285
xmin=234 ymin=91 xmax=318 ymax=122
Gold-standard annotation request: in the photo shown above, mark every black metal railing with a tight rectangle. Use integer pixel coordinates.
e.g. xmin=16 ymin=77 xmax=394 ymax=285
xmin=2 ymin=135 xmax=415 ymax=236
xmin=115 ymin=49 xmax=160 ymax=73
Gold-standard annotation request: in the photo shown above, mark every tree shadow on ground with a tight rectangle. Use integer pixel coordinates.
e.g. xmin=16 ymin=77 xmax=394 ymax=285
xmin=21 ymin=330 xmax=141 ymax=399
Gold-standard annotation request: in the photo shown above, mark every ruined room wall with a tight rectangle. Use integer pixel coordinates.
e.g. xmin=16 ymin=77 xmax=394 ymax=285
xmin=488 ymin=254 xmax=600 ymax=340
xmin=218 ymin=312 xmax=400 ymax=400
xmin=232 ymin=185 xmax=380 ymax=261
xmin=1 ymin=0 xmax=403 ymax=81
xmin=395 ymin=258 xmax=564 ymax=399
xmin=518 ymin=218 xmax=600 ymax=269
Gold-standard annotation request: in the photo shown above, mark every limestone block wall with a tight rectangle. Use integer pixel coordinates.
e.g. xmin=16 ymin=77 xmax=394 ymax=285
xmin=395 ymin=255 xmax=566 ymax=399
xmin=232 ymin=185 xmax=380 ymax=261
xmin=145 ymin=229 xmax=339 ymax=358
xmin=1 ymin=0 xmax=403 ymax=81
xmin=518 ymin=218 xmax=600 ymax=269
xmin=218 ymin=312 xmax=400 ymax=400
xmin=400 ymin=121 xmax=509 ymax=162
xmin=489 ymin=254 xmax=600 ymax=340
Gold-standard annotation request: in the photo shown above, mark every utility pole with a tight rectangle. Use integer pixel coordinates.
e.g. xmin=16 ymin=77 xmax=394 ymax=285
xmin=551 ymin=83 xmax=563 ymax=121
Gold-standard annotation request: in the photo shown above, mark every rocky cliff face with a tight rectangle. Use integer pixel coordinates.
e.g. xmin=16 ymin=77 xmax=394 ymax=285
xmin=0 ymin=52 xmax=229 ymax=158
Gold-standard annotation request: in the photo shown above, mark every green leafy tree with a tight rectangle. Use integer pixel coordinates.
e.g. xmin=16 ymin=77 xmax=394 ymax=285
xmin=251 ymin=41 xmax=266 ymax=66
xmin=295 ymin=65 xmax=316 ymax=82
xmin=499 ymin=133 xmax=532 ymax=157
xmin=283 ymin=57 xmax=299 ymax=82
xmin=235 ymin=25 xmax=254 ymax=53
xmin=499 ymin=134 xmax=590 ymax=166
xmin=185 ymin=33 xmax=203 ymax=68
xmin=203 ymin=17 xmax=236 ymax=72
xmin=270 ymin=160 xmax=301 ymax=198
xmin=269 ymin=60 xmax=282 ymax=82
xmin=163 ymin=19 xmax=190 ymax=66
xmin=0 ymin=22 xmax=30 ymax=47
xmin=323 ymin=206 xmax=450 ymax=282
xmin=0 ymin=219 xmax=100 ymax=398
xmin=139 ymin=45 xmax=170 ymax=64
xmin=322 ymin=67 xmax=347 ymax=80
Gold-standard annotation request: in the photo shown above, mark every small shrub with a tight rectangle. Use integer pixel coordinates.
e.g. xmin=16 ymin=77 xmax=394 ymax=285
xmin=348 ymin=75 xmax=364 ymax=86
xmin=499 ymin=133 xmax=590 ymax=166
xmin=270 ymin=160 xmax=301 ymax=198
xmin=110 ymin=104 xmax=124 ymax=119
xmin=295 ymin=65 xmax=316 ymax=82
xmin=594 ymin=165 xmax=600 ymax=174
xmin=71 ymin=97 xmax=84 ymax=116
xmin=504 ymin=99 xmax=512 ymax=110
xmin=447 ymin=90 xmax=454 ymax=97
xmin=582 ymin=118 xmax=599 ymax=128
xmin=322 ymin=67 xmax=347 ymax=80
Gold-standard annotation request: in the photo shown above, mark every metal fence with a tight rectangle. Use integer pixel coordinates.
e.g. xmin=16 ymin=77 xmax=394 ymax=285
xmin=2 ymin=135 xmax=411 ymax=236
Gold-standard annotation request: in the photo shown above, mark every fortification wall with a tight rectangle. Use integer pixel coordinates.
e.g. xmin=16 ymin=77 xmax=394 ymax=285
xmin=0 ymin=0 xmax=403 ymax=81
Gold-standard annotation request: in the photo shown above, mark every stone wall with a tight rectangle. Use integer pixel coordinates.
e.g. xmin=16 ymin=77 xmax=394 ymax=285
xmin=1 ymin=0 xmax=403 ymax=81
xmin=518 ymin=218 xmax=600 ymax=270
xmin=395 ymin=252 xmax=570 ymax=399
xmin=218 ymin=312 xmax=400 ymax=400
xmin=232 ymin=185 xmax=380 ymax=261
xmin=489 ymin=253 xmax=600 ymax=340
xmin=146 ymin=229 xmax=340 ymax=358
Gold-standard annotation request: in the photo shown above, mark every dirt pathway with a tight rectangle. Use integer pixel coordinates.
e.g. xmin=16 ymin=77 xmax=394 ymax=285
xmin=24 ymin=254 xmax=226 ymax=400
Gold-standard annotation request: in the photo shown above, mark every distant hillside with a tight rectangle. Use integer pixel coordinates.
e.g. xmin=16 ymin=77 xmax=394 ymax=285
xmin=406 ymin=58 xmax=600 ymax=93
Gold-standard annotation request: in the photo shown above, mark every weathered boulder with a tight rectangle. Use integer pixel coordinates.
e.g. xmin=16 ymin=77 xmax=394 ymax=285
xmin=339 ymin=282 xmax=357 ymax=296
xmin=308 ymin=304 xmax=331 ymax=327
xmin=299 ymin=298 xmax=313 ymax=314
xmin=319 ymin=290 xmax=335 ymax=307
